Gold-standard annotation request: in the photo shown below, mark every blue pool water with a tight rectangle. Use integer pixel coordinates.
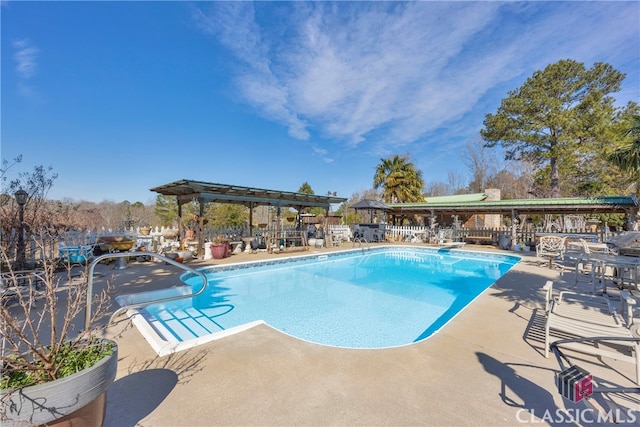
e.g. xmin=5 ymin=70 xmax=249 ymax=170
xmin=130 ymin=247 xmax=519 ymax=350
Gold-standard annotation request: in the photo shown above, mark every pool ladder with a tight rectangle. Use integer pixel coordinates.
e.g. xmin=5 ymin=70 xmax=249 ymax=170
xmin=84 ymin=251 xmax=208 ymax=330
xmin=352 ymin=237 xmax=371 ymax=249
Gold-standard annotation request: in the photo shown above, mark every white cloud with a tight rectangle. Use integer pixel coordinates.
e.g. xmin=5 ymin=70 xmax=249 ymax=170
xmin=192 ymin=1 xmax=639 ymax=155
xmin=191 ymin=1 xmax=309 ymax=140
xmin=13 ymin=38 xmax=38 ymax=79
xmin=12 ymin=38 xmax=39 ymax=99
xmin=312 ymin=145 xmax=334 ymax=163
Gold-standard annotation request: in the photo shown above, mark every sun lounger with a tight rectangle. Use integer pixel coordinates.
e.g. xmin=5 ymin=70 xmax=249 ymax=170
xmin=543 ymin=281 xmax=640 ymax=384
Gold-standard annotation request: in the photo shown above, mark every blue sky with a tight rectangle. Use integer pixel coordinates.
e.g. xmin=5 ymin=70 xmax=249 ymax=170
xmin=2 ymin=1 xmax=639 ymax=204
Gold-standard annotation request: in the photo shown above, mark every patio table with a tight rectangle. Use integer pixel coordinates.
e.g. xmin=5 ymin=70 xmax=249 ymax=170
xmin=580 ymin=253 xmax=640 ymax=294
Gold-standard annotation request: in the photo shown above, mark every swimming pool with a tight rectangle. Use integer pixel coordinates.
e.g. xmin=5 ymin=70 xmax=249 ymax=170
xmin=117 ymin=246 xmax=519 ymax=355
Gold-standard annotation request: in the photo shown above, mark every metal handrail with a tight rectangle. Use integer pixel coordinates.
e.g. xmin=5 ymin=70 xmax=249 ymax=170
xmin=352 ymin=237 xmax=370 ymax=249
xmin=84 ymin=251 xmax=208 ymax=329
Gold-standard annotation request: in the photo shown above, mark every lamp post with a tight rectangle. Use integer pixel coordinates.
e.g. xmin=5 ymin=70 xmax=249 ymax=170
xmin=14 ymin=188 xmax=28 ymax=269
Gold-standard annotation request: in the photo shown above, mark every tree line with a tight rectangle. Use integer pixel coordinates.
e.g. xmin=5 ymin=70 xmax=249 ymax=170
xmin=2 ymin=59 xmax=639 ymax=234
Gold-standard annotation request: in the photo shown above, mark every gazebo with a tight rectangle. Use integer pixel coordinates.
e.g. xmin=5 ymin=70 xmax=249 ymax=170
xmin=349 ymin=199 xmax=390 ymax=223
xmin=150 ymin=179 xmax=347 ymax=258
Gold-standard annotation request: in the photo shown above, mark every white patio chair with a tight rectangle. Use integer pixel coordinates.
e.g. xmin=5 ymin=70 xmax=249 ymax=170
xmin=536 ymin=235 xmax=566 ymax=268
xmin=542 ymin=281 xmax=640 ymax=384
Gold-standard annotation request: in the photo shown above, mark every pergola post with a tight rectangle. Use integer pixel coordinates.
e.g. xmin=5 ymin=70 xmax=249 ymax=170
xmin=177 ymin=202 xmax=183 ymax=242
xmin=198 ymin=197 xmax=205 ymax=259
xmin=248 ymin=202 xmax=254 ymax=238
xmin=511 ymin=209 xmax=519 ymax=249
xmin=275 ymin=205 xmax=282 ymax=248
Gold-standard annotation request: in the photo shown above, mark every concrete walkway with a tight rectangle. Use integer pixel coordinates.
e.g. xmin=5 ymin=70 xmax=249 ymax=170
xmin=98 ymin=245 xmax=640 ymax=426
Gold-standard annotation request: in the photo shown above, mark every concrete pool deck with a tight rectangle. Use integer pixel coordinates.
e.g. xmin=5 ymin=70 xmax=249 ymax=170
xmin=97 ymin=244 xmax=640 ymax=426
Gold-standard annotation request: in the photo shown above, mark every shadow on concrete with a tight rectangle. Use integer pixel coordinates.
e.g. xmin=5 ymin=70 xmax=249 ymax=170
xmin=476 ymin=352 xmax=569 ymax=426
xmin=104 ymin=369 xmax=178 ymax=427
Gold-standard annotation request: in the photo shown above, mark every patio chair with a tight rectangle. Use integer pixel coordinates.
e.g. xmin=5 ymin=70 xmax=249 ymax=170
xmin=327 ymin=232 xmax=343 ymax=247
xmin=577 ymin=249 xmax=640 ymax=294
xmin=542 ymin=281 xmax=640 ymax=384
xmin=437 ymin=228 xmax=454 ymax=245
xmin=1 ymin=270 xmax=44 ymax=305
xmin=536 ymin=235 xmax=566 ymax=268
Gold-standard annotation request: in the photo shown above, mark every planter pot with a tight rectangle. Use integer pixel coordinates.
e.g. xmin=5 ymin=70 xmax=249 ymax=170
xmin=308 ymin=238 xmax=316 ymax=248
xmin=163 ymin=230 xmax=179 ymax=240
xmin=0 ymin=339 xmax=118 ymax=427
xmin=139 ymin=227 xmax=151 ymax=236
xmin=315 ymin=239 xmax=324 ymax=248
xmin=211 ymin=244 xmax=226 ymax=259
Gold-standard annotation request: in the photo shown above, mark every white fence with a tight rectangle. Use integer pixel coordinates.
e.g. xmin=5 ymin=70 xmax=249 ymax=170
xmin=384 ymin=225 xmax=430 ymax=242
xmin=327 ymin=225 xmax=352 ymax=241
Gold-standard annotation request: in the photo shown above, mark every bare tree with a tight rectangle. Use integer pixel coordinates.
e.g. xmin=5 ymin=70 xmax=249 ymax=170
xmin=424 ymin=181 xmax=450 ymax=197
xmin=485 ymin=160 xmax=535 ymax=199
xmin=447 ymin=170 xmax=467 ymax=194
xmin=461 ymin=139 xmax=500 ymax=193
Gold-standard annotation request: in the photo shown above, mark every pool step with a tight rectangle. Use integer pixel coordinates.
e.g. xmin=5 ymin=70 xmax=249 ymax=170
xmin=156 ymin=307 xmax=226 ymax=341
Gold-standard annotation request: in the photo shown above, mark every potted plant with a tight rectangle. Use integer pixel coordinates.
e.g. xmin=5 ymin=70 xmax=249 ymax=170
xmin=139 ymin=225 xmax=151 ymax=236
xmin=162 ymin=229 xmax=179 ymax=240
xmin=211 ymin=235 xmax=228 ymax=259
xmin=1 ymin=218 xmax=117 ymax=425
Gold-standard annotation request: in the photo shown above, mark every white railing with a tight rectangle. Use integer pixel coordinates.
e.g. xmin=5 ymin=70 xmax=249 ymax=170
xmin=328 ymin=225 xmax=352 ymax=241
xmin=384 ymin=225 xmax=430 ymax=242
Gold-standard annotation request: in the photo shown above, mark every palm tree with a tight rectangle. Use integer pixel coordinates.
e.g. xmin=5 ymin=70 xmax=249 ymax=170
xmin=373 ymin=155 xmax=425 ymax=203
xmin=609 ymin=115 xmax=640 ymax=196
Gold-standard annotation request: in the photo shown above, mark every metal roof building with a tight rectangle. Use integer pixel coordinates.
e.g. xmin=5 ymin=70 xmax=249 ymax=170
xmin=387 ymin=195 xmax=640 ymax=217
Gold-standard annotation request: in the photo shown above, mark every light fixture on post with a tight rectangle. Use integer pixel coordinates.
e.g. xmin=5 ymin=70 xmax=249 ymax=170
xmin=14 ymin=188 xmax=28 ymax=269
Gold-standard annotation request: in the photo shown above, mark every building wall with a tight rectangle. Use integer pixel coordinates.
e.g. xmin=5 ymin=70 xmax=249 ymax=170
xmin=484 ymin=189 xmax=502 ymax=228
xmin=462 ymin=189 xmax=502 ymax=228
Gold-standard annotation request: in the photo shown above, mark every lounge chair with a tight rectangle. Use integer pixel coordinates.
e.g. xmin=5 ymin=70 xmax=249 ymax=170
xmin=542 ymin=281 xmax=640 ymax=384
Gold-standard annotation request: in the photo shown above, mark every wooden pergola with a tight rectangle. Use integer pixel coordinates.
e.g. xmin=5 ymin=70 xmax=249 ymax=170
xmin=150 ymin=179 xmax=347 ymax=258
